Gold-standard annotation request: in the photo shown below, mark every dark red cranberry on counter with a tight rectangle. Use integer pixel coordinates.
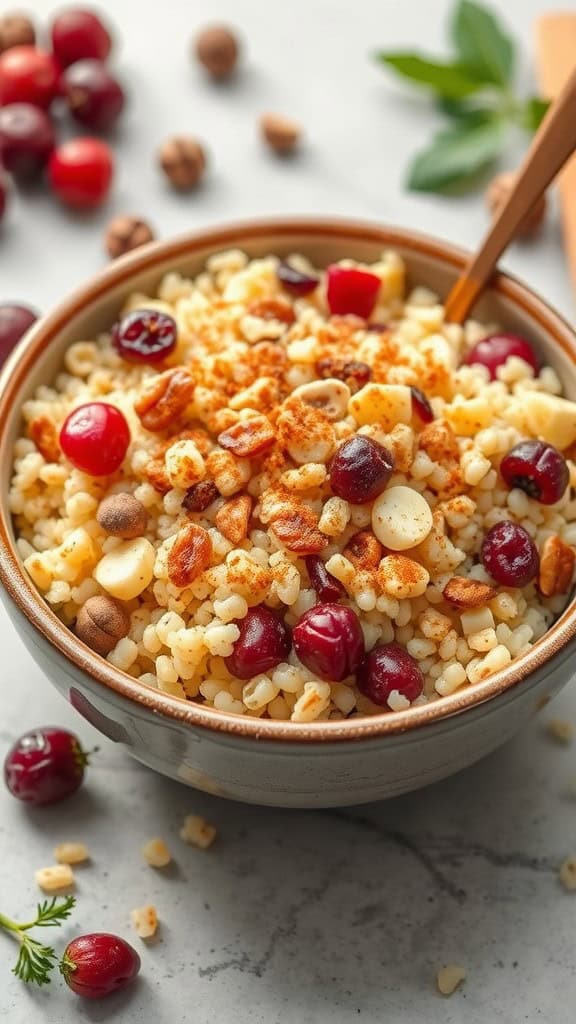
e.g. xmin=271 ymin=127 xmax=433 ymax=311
xmin=48 ymin=137 xmax=114 ymax=209
xmin=0 ymin=303 xmax=37 ymax=366
xmin=277 ymin=261 xmax=319 ymax=297
xmin=410 ymin=386 xmax=434 ymax=423
xmin=225 ymin=606 xmax=291 ymax=679
xmin=112 ymin=309 xmax=177 ymax=364
xmin=330 ymin=435 xmax=394 ymax=503
xmin=293 ymin=603 xmax=365 ymax=681
xmin=500 ymin=440 xmax=568 ymax=505
xmin=305 ymin=555 xmax=346 ymax=603
xmin=4 ymin=727 xmax=89 ymax=805
xmin=0 ymin=103 xmax=55 ymax=178
xmin=326 ymin=265 xmax=381 ymax=319
xmin=464 ymin=333 xmax=539 ymax=380
xmin=51 ymin=9 xmax=112 ymax=68
xmin=0 ymin=46 xmax=60 ymax=108
xmin=64 ymin=60 xmax=125 ymax=131
xmin=59 ymin=401 xmax=130 ymax=475
xmin=61 ymin=934 xmax=140 ymax=999
xmin=481 ymin=520 xmax=540 ymax=587
xmin=357 ymin=642 xmax=424 ymax=707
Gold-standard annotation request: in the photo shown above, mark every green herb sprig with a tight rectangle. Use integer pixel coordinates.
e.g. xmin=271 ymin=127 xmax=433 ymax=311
xmin=0 ymin=896 xmax=76 ymax=986
xmin=375 ymin=0 xmax=549 ymax=193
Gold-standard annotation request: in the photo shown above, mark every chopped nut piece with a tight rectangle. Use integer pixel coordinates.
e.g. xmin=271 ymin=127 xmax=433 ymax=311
xmin=158 ymin=136 xmax=206 ymax=191
xmin=343 ymin=531 xmax=383 ymax=570
xmin=437 ymin=964 xmax=466 ymax=996
xmin=97 ymin=493 xmax=148 ymax=539
xmin=215 ymin=494 xmax=252 ymax=544
xmin=443 ymin=576 xmax=496 ymax=608
xmin=271 ymin=506 xmax=328 ymax=555
xmin=131 ymin=904 xmax=158 ymax=939
xmin=105 ymin=215 xmax=155 ymax=259
xmin=183 ymin=480 xmax=219 ymax=513
xmin=94 ymin=537 xmax=156 ymax=601
xmin=180 ymin=814 xmax=216 ymax=848
xmin=195 ymin=24 xmax=239 ymax=79
xmin=539 ymin=535 xmax=575 ymax=597
xmin=35 ymin=864 xmax=75 ymax=892
xmin=217 ymin=415 xmax=276 ymax=458
xmin=28 ymin=415 xmax=60 ymax=463
xmin=54 ymin=842 xmax=89 ymax=865
xmin=142 ymin=838 xmax=172 ymax=868
xmin=419 ymin=419 xmax=460 ymax=463
xmin=134 ymin=367 xmax=195 ymax=432
xmin=559 ymin=857 xmax=576 ymax=891
xmin=167 ymin=523 xmax=212 ymax=588
xmin=377 ymin=555 xmax=430 ymax=599
xmin=291 ymin=378 xmax=351 ymax=421
xmin=547 ymin=718 xmax=574 ymax=745
xmin=248 ymin=297 xmax=295 ymax=325
xmin=259 ymin=112 xmax=302 ymax=155
xmin=75 ymin=595 xmax=131 ymax=656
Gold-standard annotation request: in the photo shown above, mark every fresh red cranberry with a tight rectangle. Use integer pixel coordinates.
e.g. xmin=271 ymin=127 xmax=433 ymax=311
xmin=293 ymin=603 xmax=365 ymax=681
xmin=64 ymin=60 xmax=124 ymax=131
xmin=0 ymin=303 xmax=37 ymax=366
xmin=59 ymin=402 xmax=130 ymax=475
xmin=0 ymin=46 xmax=60 ymax=108
xmin=330 ymin=436 xmax=394 ymax=503
xmin=481 ymin=521 xmax=539 ymax=587
xmin=51 ymin=9 xmax=112 ymax=68
xmin=305 ymin=555 xmax=346 ymax=603
xmin=112 ymin=309 xmax=177 ymax=364
xmin=277 ymin=261 xmax=319 ymax=296
xmin=4 ymin=727 xmax=89 ymax=805
xmin=464 ymin=333 xmax=539 ymax=380
xmin=0 ymin=103 xmax=55 ymax=178
xmin=326 ymin=265 xmax=381 ymax=319
xmin=357 ymin=642 xmax=423 ymax=706
xmin=61 ymin=934 xmax=140 ymax=999
xmin=500 ymin=440 xmax=568 ymax=505
xmin=225 ymin=606 xmax=291 ymax=680
xmin=410 ymin=385 xmax=434 ymax=423
xmin=48 ymin=137 xmax=113 ymax=209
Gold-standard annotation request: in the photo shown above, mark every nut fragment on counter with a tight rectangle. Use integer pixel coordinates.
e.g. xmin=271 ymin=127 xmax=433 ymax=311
xmin=194 ymin=24 xmax=239 ymax=79
xmin=97 ymin=493 xmax=148 ymax=538
xmin=105 ymin=215 xmax=155 ymax=259
xmin=180 ymin=814 xmax=216 ymax=848
xmin=131 ymin=904 xmax=158 ymax=939
xmin=54 ymin=842 xmax=90 ymax=865
xmin=0 ymin=13 xmax=35 ymax=52
xmin=35 ymin=864 xmax=76 ymax=892
xmin=75 ymin=594 xmax=131 ymax=656
xmin=559 ymin=857 xmax=576 ymax=891
xmin=486 ymin=171 xmax=547 ymax=238
xmin=436 ymin=964 xmax=467 ymax=996
xmin=142 ymin=838 xmax=172 ymax=868
xmin=158 ymin=136 xmax=206 ymax=191
xmin=259 ymin=112 xmax=302 ymax=155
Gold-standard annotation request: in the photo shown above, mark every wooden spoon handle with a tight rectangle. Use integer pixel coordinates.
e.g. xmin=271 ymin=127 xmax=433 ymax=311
xmin=445 ymin=63 xmax=576 ymax=323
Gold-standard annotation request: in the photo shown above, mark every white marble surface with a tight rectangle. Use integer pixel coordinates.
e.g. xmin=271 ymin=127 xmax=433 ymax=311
xmin=2 ymin=0 xmax=576 ymax=1020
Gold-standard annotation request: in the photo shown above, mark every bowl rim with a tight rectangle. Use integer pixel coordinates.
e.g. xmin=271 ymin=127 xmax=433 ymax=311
xmin=1 ymin=215 xmax=576 ymax=744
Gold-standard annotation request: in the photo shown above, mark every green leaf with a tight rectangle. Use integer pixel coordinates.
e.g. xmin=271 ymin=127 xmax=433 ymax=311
xmin=521 ymin=97 xmax=550 ymax=132
xmin=407 ymin=116 xmax=503 ymax=192
xmin=451 ymin=0 xmax=515 ymax=87
xmin=376 ymin=52 xmax=486 ymax=98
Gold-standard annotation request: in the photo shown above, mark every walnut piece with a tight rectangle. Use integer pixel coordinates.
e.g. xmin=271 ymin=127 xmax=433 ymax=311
xmin=443 ymin=576 xmax=496 ymax=608
xmin=215 ymin=494 xmax=252 ymax=544
xmin=271 ymin=507 xmax=328 ymax=554
xmin=28 ymin=414 xmax=60 ymax=463
xmin=259 ymin=112 xmax=302 ymax=155
xmin=217 ymin=415 xmax=276 ymax=458
xmin=247 ymin=297 xmax=295 ymax=325
xmin=105 ymin=215 xmax=155 ymax=259
xmin=539 ymin=535 xmax=575 ymax=597
xmin=134 ymin=367 xmax=195 ymax=432
xmin=167 ymin=523 xmax=212 ymax=588
xmin=158 ymin=136 xmax=206 ymax=191
xmin=343 ymin=530 xmax=383 ymax=570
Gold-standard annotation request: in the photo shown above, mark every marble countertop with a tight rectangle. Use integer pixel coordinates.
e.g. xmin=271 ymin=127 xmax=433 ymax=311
xmin=2 ymin=1 xmax=576 ymax=1020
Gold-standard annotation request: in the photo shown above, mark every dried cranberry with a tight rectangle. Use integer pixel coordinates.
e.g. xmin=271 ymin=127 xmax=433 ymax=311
xmin=481 ymin=521 xmax=539 ymax=587
xmin=0 ymin=103 xmax=55 ymax=178
xmin=51 ymin=9 xmax=112 ymax=68
xmin=0 ymin=46 xmax=60 ymax=108
xmin=277 ymin=261 xmax=319 ymax=296
xmin=48 ymin=137 xmax=113 ymax=209
xmin=293 ymin=603 xmax=364 ymax=681
xmin=59 ymin=402 xmax=130 ymax=475
xmin=305 ymin=555 xmax=346 ymax=603
xmin=410 ymin=386 xmax=434 ymax=423
xmin=326 ymin=265 xmax=380 ymax=319
xmin=61 ymin=934 xmax=140 ymax=999
xmin=0 ymin=303 xmax=37 ymax=366
xmin=330 ymin=436 xmax=394 ymax=503
xmin=182 ymin=480 xmax=219 ymax=513
xmin=225 ymin=606 xmax=291 ymax=680
xmin=64 ymin=60 xmax=124 ymax=131
xmin=500 ymin=440 xmax=568 ymax=505
xmin=112 ymin=309 xmax=177 ymax=364
xmin=464 ymin=333 xmax=539 ymax=380
xmin=4 ymin=727 xmax=89 ymax=805
xmin=357 ymin=642 xmax=423 ymax=706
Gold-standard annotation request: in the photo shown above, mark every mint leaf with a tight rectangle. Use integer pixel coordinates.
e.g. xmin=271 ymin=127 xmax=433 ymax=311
xmin=521 ymin=97 xmax=550 ymax=132
xmin=407 ymin=116 xmax=503 ymax=192
xmin=376 ymin=53 xmax=486 ymax=99
xmin=452 ymin=0 xmax=515 ymax=88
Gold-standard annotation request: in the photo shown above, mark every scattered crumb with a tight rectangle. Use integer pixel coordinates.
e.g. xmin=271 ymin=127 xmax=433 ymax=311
xmin=559 ymin=857 xmax=576 ymax=890
xmin=437 ymin=964 xmax=467 ymax=996
xmin=54 ymin=842 xmax=89 ymax=865
xmin=179 ymin=814 xmax=217 ymax=849
xmin=546 ymin=719 xmax=574 ymax=744
xmin=142 ymin=837 xmax=172 ymax=868
xmin=131 ymin=904 xmax=158 ymax=939
xmin=35 ymin=864 xmax=75 ymax=892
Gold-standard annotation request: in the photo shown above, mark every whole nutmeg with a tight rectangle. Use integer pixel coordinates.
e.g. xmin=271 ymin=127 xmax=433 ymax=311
xmin=75 ymin=595 xmax=130 ymax=656
xmin=259 ymin=112 xmax=301 ymax=156
xmin=105 ymin=215 xmax=155 ymax=260
xmin=0 ymin=13 xmax=36 ymax=53
xmin=158 ymin=136 xmax=206 ymax=191
xmin=486 ymin=171 xmax=547 ymax=238
xmin=195 ymin=24 xmax=239 ymax=79
xmin=97 ymin=493 xmax=148 ymax=538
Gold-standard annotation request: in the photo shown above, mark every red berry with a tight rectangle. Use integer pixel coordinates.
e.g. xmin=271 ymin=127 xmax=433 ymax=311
xmin=112 ymin=309 xmax=177 ymax=364
xmin=330 ymin=435 xmax=394 ymax=503
xmin=61 ymin=934 xmax=140 ymax=999
xmin=500 ymin=440 xmax=568 ymax=505
xmin=410 ymin=385 xmax=434 ymax=423
xmin=51 ymin=9 xmax=112 ymax=69
xmin=305 ymin=554 xmax=346 ymax=603
xmin=357 ymin=642 xmax=423 ymax=707
xmin=0 ymin=303 xmax=37 ymax=366
xmin=0 ymin=46 xmax=60 ymax=108
xmin=481 ymin=521 xmax=539 ymax=587
xmin=464 ymin=333 xmax=539 ymax=380
xmin=0 ymin=103 xmax=55 ymax=178
xmin=293 ymin=603 xmax=365 ymax=682
xmin=48 ymin=137 xmax=113 ymax=209
xmin=225 ymin=606 xmax=291 ymax=680
xmin=4 ymin=727 xmax=88 ymax=805
xmin=326 ymin=265 xmax=380 ymax=319
xmin=59 ymin=402 xmax=130 ymax=475
xmin=64 ymin=60 xmax=124 ymax=131
xmin=277 ymin=261 xmax=319 ymax=296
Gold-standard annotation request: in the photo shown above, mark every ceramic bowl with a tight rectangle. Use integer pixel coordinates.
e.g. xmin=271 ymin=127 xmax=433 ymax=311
xmin=1 ymin=218 xmax=576 ymax=808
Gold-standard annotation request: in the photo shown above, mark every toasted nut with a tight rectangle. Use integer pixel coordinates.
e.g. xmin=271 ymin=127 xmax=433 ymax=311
xmin=134 ymin=367 xmax=195 ymax=432
xmin=372 ymin=486 xmax=433 ymax=551
xmin=247 ymin=297 xmax=295 ymax=325
xmin=522 ymin=392 xmax=576 ymax=450
xmin=271 ymin=507 xmax=328 ymax=555
xmin=131 ymin=904 xmax=158 ymax=939
xmin=105 ymin=215 xmax=155 ymax=259
xmin=167 ymin=523 xmax=212 ymax=588
xmin=418 ymin=419 xmax=460 ymax=463
xmin=215 ymin=494 xmax=252 ymax=544
xmin=75 ymin=595 xmax=131 ymax=656
xmin=277 ymin=398 xmax=336 ymax=465
xmin=443 ymin=576 xmax=496 ymax=608
xmin=183 ymin=480 xmax=220 ymax=513
xmin=377 ymin=555 xmax=430 ymax=599
xmin=539 ymin=535 xmax=575 ymax=597
xmin=217 ymin=415 xmax=276 ymax=458
xmin=344 ymin=531 xmax=383 ymax=570
xmin=292 ymin=378 xmax=351 ymax=421
xmin=349 ymin=384 xmax=412 ymax=430
xmin=97 ymin=493 xmax=148 ymax=538
xmin=28 ymin=414 xmax=60 ymax=462
xmin=94 ymin=537 xmax=156 ymax=601
xmin=487 ymin=172 xmax=546 ymax=238
xmin=0 ymin=13 xmax=35 ymax=52
xmin=165 ymin=439 xmax=206 ymax=489
xmin=158 ymin=136 xmax=206 ymax=191
xmin=142 ymin=838 xmax=172 ymax=868
xmin=437 ymin=965 xmax=466 ymax=996
xmin=259 ymin=112 xmax=301 ymax=155
xmin=180 ymin=814 xmax=216 ymax=848
xmin=35 ymin=864 xmax=75 ymax=892
xmin=559 ymin=857 xmax=576 ymax=891
xmin=54 ymin=842 xmax=89 ymax=865
xmin=143 ymin=456 xmax=171 ymax=494
xmin=195 ymin=24 xmax=239 ymax=79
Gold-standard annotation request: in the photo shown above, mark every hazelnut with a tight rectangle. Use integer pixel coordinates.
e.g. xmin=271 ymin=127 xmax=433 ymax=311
xmin=97 ymin=493 xmax=148 ymax=538
xmin=195 ymin=24 xmax=239 ymax=79
xmin=259 ymin=112 xmax=301 ymax=156
xmin=486 ymin=171 xmax=547 ymax=238
xmin=75 ymin=595 xmax=130 ymax=657
xmin=0 ymin=13 xmax=35 ymax=53
xmin=158 ymin=136 xmax=206 ymax=191
xmin=105 ymin=215 xmax=155 ymax=260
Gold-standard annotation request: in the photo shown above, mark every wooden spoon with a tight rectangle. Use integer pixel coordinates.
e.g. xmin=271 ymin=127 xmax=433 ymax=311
xmin=444 ymin=63 xmax=576 ymax=324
